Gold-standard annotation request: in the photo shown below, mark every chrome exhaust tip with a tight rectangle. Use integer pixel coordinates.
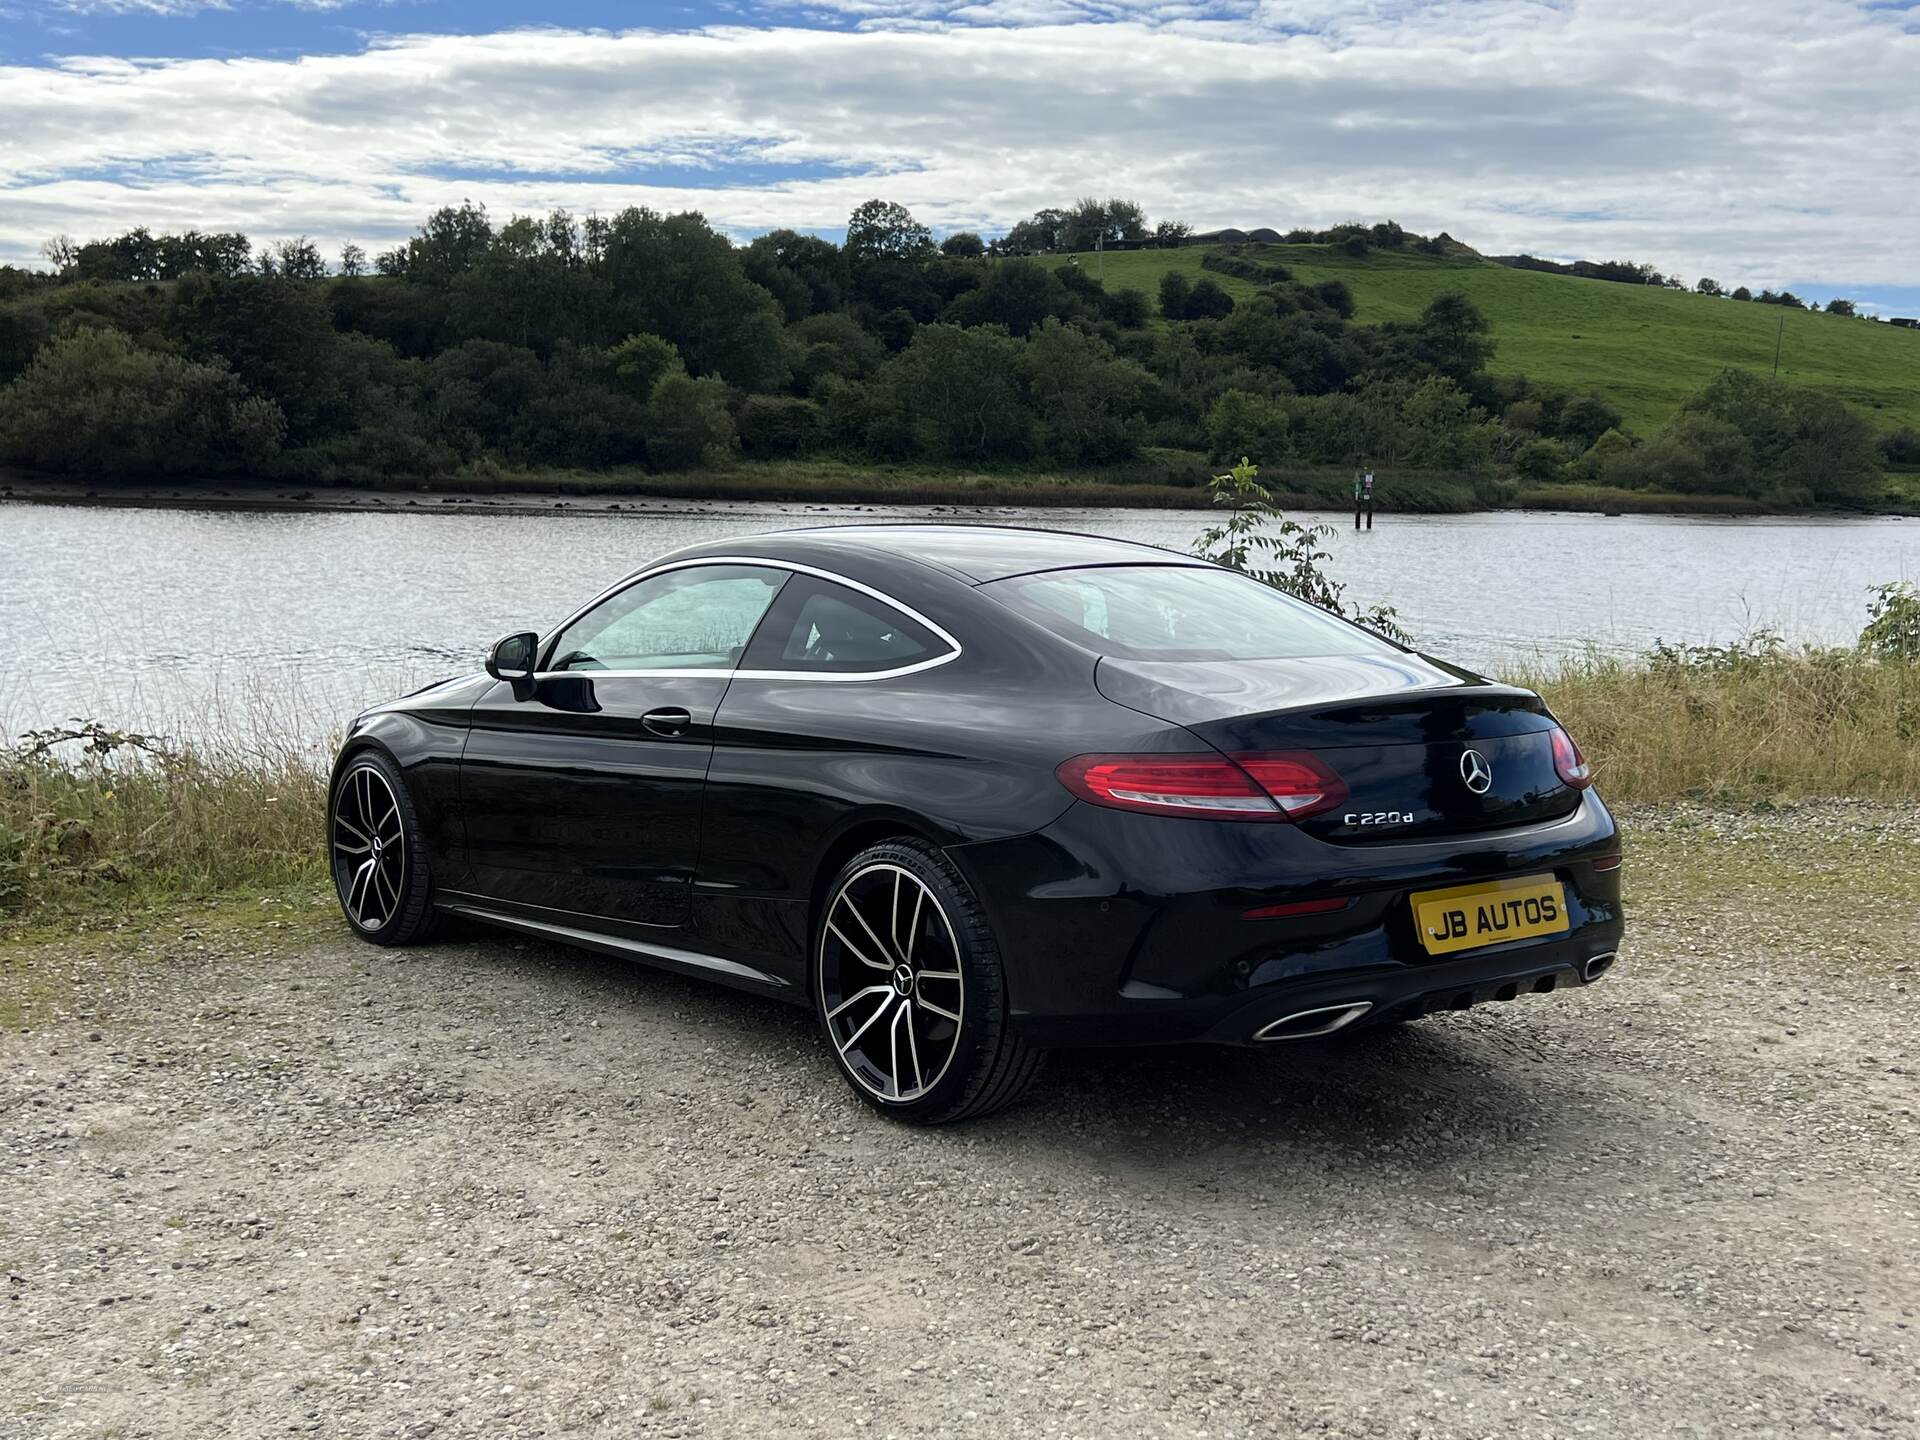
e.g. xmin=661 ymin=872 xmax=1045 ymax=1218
xmin=1582 ymin=952 xmax=1617 ymax=983
xmin=1254 ymin=1001 xmax=1373 ymax=1042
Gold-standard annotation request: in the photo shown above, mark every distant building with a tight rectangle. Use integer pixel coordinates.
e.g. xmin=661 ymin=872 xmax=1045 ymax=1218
xmin=1182 ymin=227 xmax=1251 ymax=246
xmin=1890 ymin=317 xmax=1919 ymax=329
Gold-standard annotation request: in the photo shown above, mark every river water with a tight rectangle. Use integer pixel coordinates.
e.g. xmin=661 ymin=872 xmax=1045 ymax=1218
xmin=4 ymin=497 xmax=1916 ymax=750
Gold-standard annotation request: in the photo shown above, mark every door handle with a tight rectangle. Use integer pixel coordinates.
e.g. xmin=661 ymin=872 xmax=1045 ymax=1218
xmin=641 ymin=707 xmax=693 ymax=738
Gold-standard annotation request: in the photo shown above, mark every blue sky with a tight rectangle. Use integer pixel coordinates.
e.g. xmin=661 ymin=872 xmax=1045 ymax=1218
xmin=2 ymin=1 xmax=1918 ymax=312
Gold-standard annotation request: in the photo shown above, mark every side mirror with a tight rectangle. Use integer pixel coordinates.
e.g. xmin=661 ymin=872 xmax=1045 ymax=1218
xmin=485 ymin=631 xmax=539 ymax=682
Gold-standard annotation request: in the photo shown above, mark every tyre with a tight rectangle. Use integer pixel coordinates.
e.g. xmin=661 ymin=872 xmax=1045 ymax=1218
xmin=814 ymin=838 xmax=1043 ymax=1124
xmin=327 ymin=749 xmax=445 ymax=946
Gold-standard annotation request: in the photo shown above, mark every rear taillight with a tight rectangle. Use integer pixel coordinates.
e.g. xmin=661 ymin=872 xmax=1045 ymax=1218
xmin=1550 ymin=726 xmax=1593 ymax=790
xmin=1056 ymin=752 xmax=1347 ymax=822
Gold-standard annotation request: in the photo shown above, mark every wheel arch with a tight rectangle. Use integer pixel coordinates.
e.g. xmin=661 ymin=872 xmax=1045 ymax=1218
xmin=806 ymin=810 xmax=954 ymax=952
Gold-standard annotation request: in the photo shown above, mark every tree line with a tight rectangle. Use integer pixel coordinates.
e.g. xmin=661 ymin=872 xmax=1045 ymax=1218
xmin=0 ymin=200 xmax=1898 ymax=504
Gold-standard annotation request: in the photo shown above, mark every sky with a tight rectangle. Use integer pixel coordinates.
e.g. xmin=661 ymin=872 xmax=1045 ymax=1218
xmin=2 ymin=1 xmax=1918 ymax=313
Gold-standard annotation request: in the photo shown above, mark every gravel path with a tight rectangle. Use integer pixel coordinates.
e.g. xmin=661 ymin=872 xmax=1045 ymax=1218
xmin=4 ymin=804 xmax=1917 ymax=1439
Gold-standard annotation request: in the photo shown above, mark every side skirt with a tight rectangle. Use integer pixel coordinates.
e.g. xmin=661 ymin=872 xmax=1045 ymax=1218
xmin=436 ymin=893 xmax=797 ymax=999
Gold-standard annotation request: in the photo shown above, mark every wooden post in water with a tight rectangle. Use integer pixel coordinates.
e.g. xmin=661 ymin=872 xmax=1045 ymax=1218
xmin=1354 ymin=469 xmax=1376 ymax=529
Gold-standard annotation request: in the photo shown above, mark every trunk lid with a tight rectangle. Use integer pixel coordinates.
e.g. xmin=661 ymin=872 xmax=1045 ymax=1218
xmin=1094 ymin=652 xmax=1579 ymax=842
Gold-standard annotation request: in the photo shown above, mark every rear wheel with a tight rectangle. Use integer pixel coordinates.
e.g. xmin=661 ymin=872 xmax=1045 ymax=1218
xmin=814 ymin=839 xmax=1042 ymax=1124
xmin=328 ymin=750 xmax=444 ymax=946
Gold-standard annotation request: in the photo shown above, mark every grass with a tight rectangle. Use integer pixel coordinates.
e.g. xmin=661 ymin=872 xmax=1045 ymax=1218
xmin=1509 ymin=483 xmax=1772 ymax=515
xmin=445 ymin=453 xmax=1221 ymax=507
xmin=1044 ymin=244 xmax=1920 ymax=436
xmin=0 ymin=724 xmax=326 ymax=933
xmin=1520 ymin=650 xmax=1920 ymax=804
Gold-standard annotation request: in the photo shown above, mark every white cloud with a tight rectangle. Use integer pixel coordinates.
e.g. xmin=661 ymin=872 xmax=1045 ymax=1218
xmin=1 ymin=2 xmax=1916 ymax=290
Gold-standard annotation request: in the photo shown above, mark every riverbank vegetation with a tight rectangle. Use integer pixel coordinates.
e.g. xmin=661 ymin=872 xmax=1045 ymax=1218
xmin=1 ymin=201 xmax=1910 ymax=513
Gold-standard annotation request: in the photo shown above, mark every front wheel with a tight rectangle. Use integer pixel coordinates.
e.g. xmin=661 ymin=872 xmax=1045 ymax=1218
xmin=328 ymin=750 xmax=444 ymax=946
xmin=814 ymin=839 xmax=1043 ymax=1124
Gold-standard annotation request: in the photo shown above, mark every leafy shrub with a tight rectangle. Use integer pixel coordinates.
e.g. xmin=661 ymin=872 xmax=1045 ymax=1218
xmin=1881 ymin=426 xmax=1920 ymax=467
xmin=1201 ymin=249 xmax=1294 ymax=285
xmin=1020 ymin=320 xmax=1148 ymax=464
xmin=1192 ymin=457 xmax=1407 ymax=640
xmin=1513 ymin=437 xmax=1566 ymax=481
xmin=1205 ymin=389 xmax=1293 ymax=464
xmin=872 ymin=323 xmax=1031 ymax=459
xmin=1183 ymin=278 xmax=1235 ymax=320
xmin=737 ymin=395 xmax=824 ymax=457
xmin=645 ymin=373 xmax=737 ymax=470
xmin=608 ymin=332 xmax=683 ymax=402
xmin=1103 ymin=288 xmax=1152 ymax=329
xmin=1861 ymin=582 xmax=1920 ymax=660
xmin=1157 ymin=271 xmax=1191 ymax=320
xmin=0 ymin=326 xmax=284 ymax=478
xmin=1313 ymin=279 xmax=1355 ymax=319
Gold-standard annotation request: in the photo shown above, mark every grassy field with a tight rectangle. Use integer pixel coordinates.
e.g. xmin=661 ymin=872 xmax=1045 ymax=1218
xmin=1045 ymin=245 xmax=1920 ymax=436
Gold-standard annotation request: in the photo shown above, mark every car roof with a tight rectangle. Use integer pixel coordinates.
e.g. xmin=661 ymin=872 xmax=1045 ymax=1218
xmin=747 ymin=523 xmax=1209 ymax=584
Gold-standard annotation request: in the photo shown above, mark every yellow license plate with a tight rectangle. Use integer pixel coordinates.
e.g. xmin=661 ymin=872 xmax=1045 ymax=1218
xmin=1412 ymin=874 xmax=1569 ymax=956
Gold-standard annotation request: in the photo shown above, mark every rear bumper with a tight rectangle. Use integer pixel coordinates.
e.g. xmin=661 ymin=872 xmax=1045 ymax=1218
xmin=1014 ymin=931 xmax=1619 ymax=1047
xmin=949 ymin=792 xmax=1623 ymax=1048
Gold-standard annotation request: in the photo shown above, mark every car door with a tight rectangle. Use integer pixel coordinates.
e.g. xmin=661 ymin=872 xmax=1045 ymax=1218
xmin=458 ymin=562 xmax=789 ymax=927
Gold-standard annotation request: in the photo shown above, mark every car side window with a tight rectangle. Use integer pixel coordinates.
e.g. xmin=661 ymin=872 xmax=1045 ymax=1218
xmin=740 ymin=575 xmax=952 ymax=675
xmin=546 ymin=565 xmax=788 ymax=673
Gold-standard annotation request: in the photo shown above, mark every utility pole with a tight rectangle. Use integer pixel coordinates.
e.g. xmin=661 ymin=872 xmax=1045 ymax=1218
xmin=1095 ymin=232 xmax=1103 ymax=282
xmin=1773 ymin=312 xmax=1786 ymax=378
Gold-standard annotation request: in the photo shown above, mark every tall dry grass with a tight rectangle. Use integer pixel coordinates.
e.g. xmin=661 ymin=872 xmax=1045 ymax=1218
xmin=1 ymin=721 xmax=326 ymax=924
xmin=1523 ymin=649 xmax=1920 ymax=803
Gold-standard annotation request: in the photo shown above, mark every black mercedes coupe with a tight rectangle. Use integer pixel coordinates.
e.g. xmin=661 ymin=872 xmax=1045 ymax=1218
xmin=328 ymin=526 xmax=1622 ymax=1122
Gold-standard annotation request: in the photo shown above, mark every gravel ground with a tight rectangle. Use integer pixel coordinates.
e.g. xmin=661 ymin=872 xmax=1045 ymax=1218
xmin=3 ymin=803 xmax=1917 ymax=1439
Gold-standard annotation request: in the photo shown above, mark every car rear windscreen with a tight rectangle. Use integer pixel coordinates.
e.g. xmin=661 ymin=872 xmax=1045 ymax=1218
xmin=984 ymin=564 xmax=1397 ymax=662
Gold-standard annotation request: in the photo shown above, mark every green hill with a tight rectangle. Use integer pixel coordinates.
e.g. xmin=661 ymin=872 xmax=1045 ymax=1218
xmin=1043 ymin=245 xmax=1920 ymax=436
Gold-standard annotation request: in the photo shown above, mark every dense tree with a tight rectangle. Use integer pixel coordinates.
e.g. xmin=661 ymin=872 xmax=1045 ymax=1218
xmin=873 ymin=323 xmax=1030 ymax=459
xmin=1881 ymin=427 xmax=1920 ymax=466
xmin=1001 ymin=208 xmax=1070 ymax=255
xmin=1020 ymin=320 xmax=1150 ymax=464
xmin=1158 ymin=271 xmax=1192 ymax=320
xmin=167 ymin=272 xmax=349 ymax=441
xmin=1616 ymin=369 xmax=1887 ymax=503
xmin=1417 ymin=290 xmax=1495 ymax=379
xmin=644 ymin=373 xmax=737 ymax=470
xmin=1825 ymin=298 xmax=1857 ymax=317
xmin=1695 ymin=278 xmax=1722 ymax=296
xmin=1206 ymin=389 xmax=1294 ymax=465
xmin=268 ymin=236 xmax=328 ymax=281
xmin=1184 ymin=277 xmax=1235 ymax=321
xmin=737 ymin=395 xmax=824 ymax=457
xmin=607 ymin=332 xmax=683 ymax=403
xmin=6 ymin=201 xmax=1901 ymax=499
xmin=597 ymin=208 xmax=788 ymax=390
xmin=845 ymin=200 xmax=934 ymax=269
xmin=943 ymin=259 xmax=1067 ymax=337
xmin=742 ymin=230 xmax=848 ymax=321
xmin=391 ymin=202 xmax=494 ymax=285
xmin=0 ymin=327 xmax=283 ymax=478
xmin=787 ymin=312 xmax=888 ymax=392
